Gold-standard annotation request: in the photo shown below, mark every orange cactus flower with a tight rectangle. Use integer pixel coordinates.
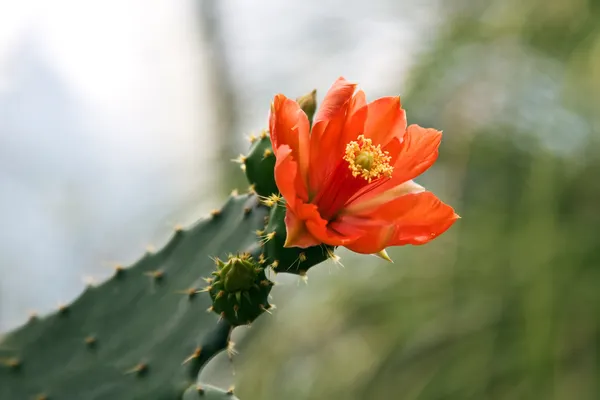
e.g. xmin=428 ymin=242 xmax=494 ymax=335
xmin=269 ymin=77 xmax=459 ymax=255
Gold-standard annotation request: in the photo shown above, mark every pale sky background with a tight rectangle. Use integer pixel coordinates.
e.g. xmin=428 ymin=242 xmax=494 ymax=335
xmin=0 ymin=0 xmax=441 ymax=331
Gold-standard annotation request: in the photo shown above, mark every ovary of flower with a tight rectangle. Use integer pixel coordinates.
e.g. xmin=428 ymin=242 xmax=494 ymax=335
xmin=344 ymin=135 xmax=393 ymax=182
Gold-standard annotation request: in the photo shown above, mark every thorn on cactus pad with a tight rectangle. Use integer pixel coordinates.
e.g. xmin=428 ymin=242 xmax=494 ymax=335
xmin=248 ymin=133 xmax=257 ymax=143
xmin=113 ymin=264 xmax=125 ymax=278
xmin=182 ymin=346 xmax=202 ymax=365
xmin=231 ymin=154 xmax=247 ymax=164
xmin=258 ymin=231 xmax=276 ymax=246
xmin=262 ymin=148 xmax=273 ymax=159
xmin=82 ymin=275 xmax=98 ymax=287
xmin=258 ymin=193 xmax=282 ymax=208
xmin=178 ymin=287 xmax=197 ymax=299
xmin=28 ymin=311 xmax=38 ymax=322
xmin=198 ymin=285 xmax=212 ymax=294
xmin=145 ymin=270 xmax=164 ymax=282
xmin=125 ymin=362 xmax=148 ymax=376
xmin=210 ymin=208 xmax=221 ymax=218
xmin=84 ymin=335 xmax=97 ymax=348
xmin=230 ymin=189 xmax=239 ymax=196
xmin=259 ymin=304 xmax=273 ymax=315
xmin=298 ymin=271 xmax=308 ymax=285
xmin=325 ymin=247 xmax=344 ymax=268
xmin=58 ymin=304 xmax=69 ymax=316
xmin=227 ymin=386 xmax=235 ymax=395
xmin=2 ymin=357 xmax=21 ymax=370
xmin=227 ymin=341 xmax=238 ymax=358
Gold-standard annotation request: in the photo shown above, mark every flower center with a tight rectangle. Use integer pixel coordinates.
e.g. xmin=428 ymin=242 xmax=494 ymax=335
xmin=343 ymin=135 xmax=393 ymax=182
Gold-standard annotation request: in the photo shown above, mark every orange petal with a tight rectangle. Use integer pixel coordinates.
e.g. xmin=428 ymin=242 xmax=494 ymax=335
xmin=269 ymin=94 xmax=310 ymax=200
xmin=343 ymin=225 xmax=395 ymax=254
xmin=363 ymin=97 xmax=406 ymax=147
xmin=339 ymin=191 xmax=458 ymax=253
xmin=309 ymin=78 xmax=357 ymax=195
xmin=283 ymin=203 xmax=322 ymax=248
xmin=343 ymin=179 xmax=425 ymax=215
xmin=312 ymin=77 xmax=357 ymax=126
xmin=385 ymin=192 xmax=459 ymax=245
xmin=293 ymin=203 xmax=360 ymax=247
xmin=391 ymin=124 xmax=442 ymax=184
xmin=348 ymin=89 xmax=367 ymax=116
xmin=274 ymin=145 xmax=298 ymax=209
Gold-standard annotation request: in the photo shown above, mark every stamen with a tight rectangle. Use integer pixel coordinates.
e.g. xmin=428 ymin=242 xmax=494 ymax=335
xmin=344 ymin=135 xmax=393 ymax=182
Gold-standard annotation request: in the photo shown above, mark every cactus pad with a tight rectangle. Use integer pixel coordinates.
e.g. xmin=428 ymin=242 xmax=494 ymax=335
xmin=244 ymin=132 xmax=277 ymax=198
xmin=0 ymin=194 xmax=268 ymax=400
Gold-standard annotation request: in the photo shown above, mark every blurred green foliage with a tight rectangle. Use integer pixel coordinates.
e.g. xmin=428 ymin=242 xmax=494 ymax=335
xmin=232 ymin=1 xmax=600 ymax=399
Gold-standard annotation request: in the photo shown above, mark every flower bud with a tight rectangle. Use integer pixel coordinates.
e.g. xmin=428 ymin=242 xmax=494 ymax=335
xmin=208 ymin=254 xmax=273 ymax=326
xmin=296 ymin=89 xmax=317 ymax=126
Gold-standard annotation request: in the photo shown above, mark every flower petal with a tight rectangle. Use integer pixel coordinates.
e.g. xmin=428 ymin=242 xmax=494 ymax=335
xmin=343 ymin=179 xmax=425 ymax=215
xmin=308 ymin=78 xmax=357 ymax=195
xmin=363 ymin=97 xmax=406 ymax=147
xmin=274 ymin=145 xmax=299 ymax=209
xmin=343 ymin=225 xmax=395 ymax=254
xmin=313 ymin=77 xmax=357 ymax=126
xmin=390 ymin=124 xmax=442 ymax=186
xmin=348 ymin=89 xmax=367 ymax=117
xmin=296 ymin=203 xmax=360 ymax=247
xmin=283 ymin=203 xmax=322 ymax=248
xmin=386 ymin=192 xmax=458 ymax=246
xmin=338 ymin=191 xmax=459 ymax=253
xmin=270 ymin=94 xmax=310 ymax=200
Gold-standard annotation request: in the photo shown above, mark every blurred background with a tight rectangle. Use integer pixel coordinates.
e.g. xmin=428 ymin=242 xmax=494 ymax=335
xmin=1 ymin=0 xmax=598 ymax=399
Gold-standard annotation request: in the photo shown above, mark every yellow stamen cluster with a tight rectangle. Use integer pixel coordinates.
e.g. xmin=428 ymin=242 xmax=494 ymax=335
xmin=344 ymin=135 xmax=393 ymax=182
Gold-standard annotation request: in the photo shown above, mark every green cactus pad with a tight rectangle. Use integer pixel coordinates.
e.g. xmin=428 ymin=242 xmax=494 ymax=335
xmin=262 ymin=200 xmax=335 ymax=275
xmin=208 ymin=254 xmax=274 ymax=326
xmin=244 ymin=132 xmax=278 ymax=198
xmin=0 ymin=194 xmax=269 ymax=400
xmin=182 ymin=383 xmax=239 ymax=399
